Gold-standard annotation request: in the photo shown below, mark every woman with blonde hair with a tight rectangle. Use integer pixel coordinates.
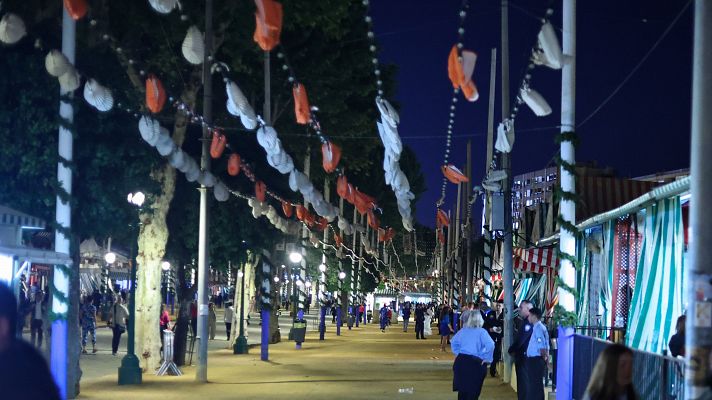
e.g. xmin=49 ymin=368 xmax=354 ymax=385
xmin=583 ymin=343 xmax=638 ymax=400
xmin=451 ymin=310 xmax=494 ymax=400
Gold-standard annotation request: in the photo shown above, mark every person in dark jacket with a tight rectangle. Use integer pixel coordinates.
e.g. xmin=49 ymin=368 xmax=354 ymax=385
xmin=668 ymin=315 xmax=686 ymax=358
xmin=0 ymin=283 xmax=60 ymax=399
xmin=484 ymin=300 xmax=504 ymax=377
xmin=402 ymin=303 xmax=412 ymax=332
xmin=508 ymin=300 xmax=533 ymax=400
xmin=414 ymin=304 xmax=426 ymax=339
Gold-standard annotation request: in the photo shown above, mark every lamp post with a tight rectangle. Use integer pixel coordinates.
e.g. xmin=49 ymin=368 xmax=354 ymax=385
xmin=289 ymin=252 xmax=302 ymax=319
xmin=318 ymin=263 xmax=327 ymax=340
xmin=104 ymin=252 xmax=116 ymax=295
xmin=337 ymin=271 xmax=346 ymax=336
xmin=119 ymin=191 xmax=144 ymax=385
xmin=233 ymin=262 xmax=248 ymax=354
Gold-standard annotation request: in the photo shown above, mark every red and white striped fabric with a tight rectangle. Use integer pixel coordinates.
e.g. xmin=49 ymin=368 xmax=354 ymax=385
xmin=577 ymin=176 xmax=658 ymax=222
xmin=513 ymin=246 xmax=559 ymax=269
xmin=513 ymin=256 xmax=547 ymax=275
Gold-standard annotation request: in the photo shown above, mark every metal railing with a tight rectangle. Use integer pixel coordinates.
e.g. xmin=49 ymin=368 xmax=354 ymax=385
xmin=571 ymin=334 xmax=685 ymax=400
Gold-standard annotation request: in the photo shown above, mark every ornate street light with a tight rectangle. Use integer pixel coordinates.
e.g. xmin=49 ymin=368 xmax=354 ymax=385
xmin=119 ymin=191 xmax=144 ymax=385
xmin=289 ymin=252 xmax=303 ymax=264
xmin=104 ymin=252 xmax=116 ymax=264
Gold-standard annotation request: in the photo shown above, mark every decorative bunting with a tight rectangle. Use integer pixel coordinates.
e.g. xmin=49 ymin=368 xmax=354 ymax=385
xmin=447 ymin=45 xmax=478 ymax=102
xmin=520 ymin=85 xmax=552 ymax=117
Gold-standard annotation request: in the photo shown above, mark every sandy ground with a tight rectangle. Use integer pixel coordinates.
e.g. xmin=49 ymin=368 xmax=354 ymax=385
xmin=69 ymin=310 xmax=516 ymax=400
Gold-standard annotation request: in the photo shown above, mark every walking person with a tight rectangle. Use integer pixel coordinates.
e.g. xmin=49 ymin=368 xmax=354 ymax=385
xmin=379 ymin=304 xmax=389 ymax=332
xmin=451 ymin=311 xmax=494 ymax=400
xmin=108 ymin=296 xmax=129 ymax=356
xmin=402 ymin=303 xmax=411 ymax=332
xmin=208 ymin=302 xmax=217 ymax=340
xmin=30 ymin=289 xmax=46 ymax=349
xmin=414 ymin=304 xmax=425 ymax=339
xmin=224 ymin=302 xmax=234 ymax=341
xmin=440 ymin=305 xmax=454 ymax=352
xmin=582 ymin=344 xmax=638 ymax=400
xmin=81 ymin=295 xmax=98 ymax=354
xmin=508 ymin=300 xmax=533 ymax=399
xmin=484 ymin=301 xmax=504 ymax=377
xmin=524 ymin=307 xmax=549 ymax=400
xmin=159 ymin=303 xmax=171 ymax=350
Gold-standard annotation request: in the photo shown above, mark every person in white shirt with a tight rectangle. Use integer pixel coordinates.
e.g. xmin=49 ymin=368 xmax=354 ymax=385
xmin=108 ymin=296 xmax=129 ymax=356
xmin=224 ymin=303 xmax=235 ymax=341
xmin=524 ymin=307 xmax=550 ymax=400
xmin=451 ymin=311 xmax=495 ymax=400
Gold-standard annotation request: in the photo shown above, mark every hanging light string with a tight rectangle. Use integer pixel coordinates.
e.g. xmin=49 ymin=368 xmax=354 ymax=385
xmin=435 ymin=0 xmax=470 ymax=208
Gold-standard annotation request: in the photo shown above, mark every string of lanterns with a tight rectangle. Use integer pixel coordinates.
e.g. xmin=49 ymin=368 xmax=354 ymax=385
xmin=361 ymin=0 xmax=415 ymax=232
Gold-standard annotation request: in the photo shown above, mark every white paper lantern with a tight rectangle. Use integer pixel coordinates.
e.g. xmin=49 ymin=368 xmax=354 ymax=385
xmin=138 ymin=116 xmax=161 ymax=146
xmin=45 ymin=50 xmax=71 ymax=77
xmin=197 ymin=171 xmax=216 ymax=187
xmin=226 ymin=81 xmax=249 ymax=112
xmin=487 ymin=169 xmax=508 ymax=182
xmin=155 ymin=130 xmax=176 ymax=156
xmin=495 ymin=119 xmax=515 ymax=153
xmin=375 ymin=97 xmax=399 ymax=127
xmin=181 ymin=26 xmax=204 ymax=65
xmin=83 ymin=79 xmax=114 ymax=112
xmin=537 ymin=22 xmax=563 ymax=70
xmin=168 ymin=148 xmax=186 ymax=170
xmin=58 ymin=68 xmax=81 ymax=92
xmin=0 ymin=13 xmax=26 ymax=45
xmin=520 ymin=86 xmax=552 ymax=117
xmin=148 ymin=0 xmax=179 ymax=14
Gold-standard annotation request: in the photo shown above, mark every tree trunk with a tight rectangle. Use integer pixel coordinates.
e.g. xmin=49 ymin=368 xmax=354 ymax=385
xmin=230 ymin=258 xmax=257 ymax=347
xmin=133 ymin=88 xmax=197 ymax=372
xmin=269 ymin=278 xmax=281 ymax=344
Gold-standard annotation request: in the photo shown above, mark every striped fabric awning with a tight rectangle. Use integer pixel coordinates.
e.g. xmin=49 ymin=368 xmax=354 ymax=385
xmin=577 ymin=176 xmax=658 ymax=222
xmin=513 ymin=257 xmax=548 ymax=275
xmin=0 ymin=205 xmax=46 ymax=229
xmin=514 ymin=246 xmax=559 ymax=268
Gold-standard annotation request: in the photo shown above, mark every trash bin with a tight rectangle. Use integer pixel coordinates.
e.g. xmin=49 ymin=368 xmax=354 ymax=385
xmin=292 ymin=319 xmax=307 ymax=343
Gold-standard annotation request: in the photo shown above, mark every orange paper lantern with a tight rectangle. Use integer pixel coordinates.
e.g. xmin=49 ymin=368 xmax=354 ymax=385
xmin=293 ymin=83 xmax=310 ymax=124
xmin=145 ymin=74 xmax=167 ymax=114
xmin=210 ymin=130 xmax=227 ymax=159
xmin=321 ymin=141 xmax=341 ymax=173
xmin=282 ymin=201 xmax=293 ymax=218
xmin=255 ymin=181 xmax=266 ymax=202
xmin=227 ymin=153 xmax=241 ymax=176
xmin=64 ymin=0 xmax=88 ymax=20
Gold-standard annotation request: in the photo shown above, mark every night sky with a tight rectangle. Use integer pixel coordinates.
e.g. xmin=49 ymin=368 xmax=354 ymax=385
xmin=370 ymin=0 xmax=693 ymax=228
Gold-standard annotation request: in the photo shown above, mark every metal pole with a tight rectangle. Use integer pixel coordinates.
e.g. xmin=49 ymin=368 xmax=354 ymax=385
xmin=50 ymin=7 xmax=76 ymax=398
xmin=686 ymin=2 xmax=712 ymax=398
xmin=195 ymin=0 xmax=213 ymax=383
xmin=465 ymin=142 xmax=473 ymax=303
xmin=119 ymin=209 xmax=142 ymax=385
xmin=319 ymin=179 xmax=329 ymax=340
xmin=483 ymin=49 xmax=497 ymax=235
xmin=501 ymin=0 xmax=515 ymax=383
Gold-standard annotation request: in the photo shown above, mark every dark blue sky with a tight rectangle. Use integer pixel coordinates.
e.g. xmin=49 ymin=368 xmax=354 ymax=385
xmin=370 ymin=0 xmax=693 ymax=227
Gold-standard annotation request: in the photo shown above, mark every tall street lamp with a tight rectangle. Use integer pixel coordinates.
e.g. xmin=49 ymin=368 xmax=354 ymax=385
xmin=234 ymin=262 xmax=248 ymax=354
xmin=337 ymin=271 xmax=346 ymax=336
xmin=318 ymin=263 xmax=327 ymax=340
xmin=288 ymin=252 xmax=302 ymax=319
xmin=119 ymin=191 xmax=144 ymax=385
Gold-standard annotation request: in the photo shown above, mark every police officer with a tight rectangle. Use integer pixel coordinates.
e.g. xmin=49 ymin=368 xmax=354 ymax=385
xmin=508 ymin=300 xmax=533 ymax=400
xmin=524 ymin=307 xmax=549 ymax=400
